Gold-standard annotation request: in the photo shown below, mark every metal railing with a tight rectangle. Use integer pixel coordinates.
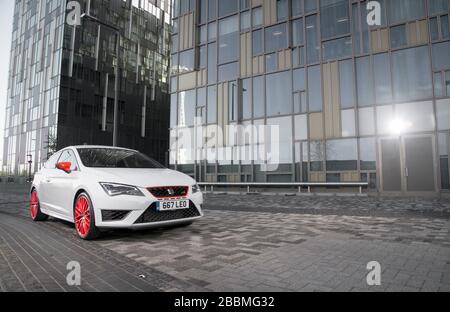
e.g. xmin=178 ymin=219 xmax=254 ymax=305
xmin=198 ymin=182 xmax=369 ymax=194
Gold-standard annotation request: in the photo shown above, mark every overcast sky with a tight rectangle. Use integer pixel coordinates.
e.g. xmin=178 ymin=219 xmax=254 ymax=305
xmin=0 ymin=1 xmax=14 ymax=166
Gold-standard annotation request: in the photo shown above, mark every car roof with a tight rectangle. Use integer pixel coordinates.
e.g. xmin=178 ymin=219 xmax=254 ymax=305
xmin=69 ymin=145 xmax=138 ymax=152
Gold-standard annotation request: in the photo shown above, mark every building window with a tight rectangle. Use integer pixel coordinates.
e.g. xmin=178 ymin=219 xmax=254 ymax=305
xmin=310 ymin=141 xmax=324 ymax=171
xmin=265 ymin=23 xmax=288 ymax=53
xmin=265 ymin=53 xmax=277 ymax=72
xmin=170 ymin=94 xmax=178 ymax=128
xmin=172 ymin=34 xmax=179 ymax=53
xmin=392 ymin=46 xmax=432 ymax=102
xmin=179 ymin=90 xmax=196 ymax=127
xmin=307 ymin=65 xmax=322 ymax=112
xmin=219 ymin=0 xmax=238 ymax=18
xmin=322 ymin=37 xmax=352 ymax=61
xmin=292 ymin=47 xmax=305 ymax=67
xmin=252 ymin=6 xmax=263 ymax=28
xmin=292 ymin=18 xmax=304 ymax=46
xmin=305 ymin=0 xmax=317 ymax=13
xmin=199 ymin=0 xmax=207 ymax=24
xmin=208 ymin=0 xmax=217 ymax=21
xmin=434 ymin=72 xmax=444 ymax=97
xmin=352 ymin=1 xmax=370 ymax=55
xmin=197 ymin=88 xmax=207 ymax=125
xmin=356 ymin=56 xmax=374 ymax=107
xmin=218 ymin=62 xmax=238 ymax=82
xmin=429 ymin=0 xmax=449 ymax=16
xmin=437 ymin=99 xmax=450 ymax=130
xmin=207 ymin=42 xmax=217 ymax=84
xmin=277 ymin=0 xmax=288 ymax=21
xmin=360 ymin=138 xmax=377 ymax=171
xmin=208 ymin=22 xmax=217 ymax=40
xmin=339 ymin=59 xmax=355 ymax=109
xmin=293 ymin=68 xmax=306 ymax=90
xmin=326 ymin=139 xmax=358 ymax=171
xmin=306 ymin=15 xmax=319 ymax=64
xmin=240 ymin=0 xmax=250 ymax=11
xmin=266 ymin=71 xmax=292 ymax=116
xmin=394 ymin=101 xmax=435 ymax=133
xmin=253 ymin=76 xmax=265 ymax=118
xmin=294 ymin=68 xmax=307 ymax=113
xmin=241 ymin=11 xmax=251 ymax=32
xmin=171 ymin=76 xmax=177 ymax=93
xmin=341 ymin=109 xmax=356 ymax=137
xmin=432 ymin=41 xmax=450 ymax=71
xmin=267 ymin=116 xmax=293 ymax=164
xmin=179 ymin=49 xmax=195 ymax=73
xmin=320 ymin=0 xmax=350 ymax=40
xmin=429 ymin=15 xmax=450 ymax=41
xmin=388 ymin=0 xmax=426 ymax=24
xmin=180 ymin=0 xmax=195 ymax=15
xmin=228 ymin=81 xmax=239 ymax=122
xmin=292 ymin=0 xmax=303 ymax=16
xmin=390 ymin=24 xmax=407 ymax=49
xmin=242 ymin=79 xmax=252 ymax=119
xmin=373 ymin=53 xmax=393 ymax=105
xmin=359 ymin=107 xmax=376 ymax=136
xmin=171 ymin=54 xmax=178 ymax=75
xmin=218 ymin=16 xmax=239 ymax=64
xmin=207 ymin=85 xmax=217 ymax=124
xmin=252 ymin=29 xmax=263 ymax=56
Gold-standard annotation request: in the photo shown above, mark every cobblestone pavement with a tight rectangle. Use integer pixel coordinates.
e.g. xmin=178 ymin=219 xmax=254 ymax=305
xmin=0 ymin=212 xmax=203 ymax=292
xmin=1 ymin=184 xmax=450 ymax=292
xmin=204 ymin=193 xmax=450 ymax=218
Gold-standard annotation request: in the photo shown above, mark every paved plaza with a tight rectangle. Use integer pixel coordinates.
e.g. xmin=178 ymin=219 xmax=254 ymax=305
xmin=1 ymin=184 xmax=450 ymax=292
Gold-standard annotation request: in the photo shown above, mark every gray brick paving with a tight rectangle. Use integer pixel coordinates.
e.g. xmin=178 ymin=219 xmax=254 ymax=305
xmin=1 ymin=184 xmax=450 ymax=292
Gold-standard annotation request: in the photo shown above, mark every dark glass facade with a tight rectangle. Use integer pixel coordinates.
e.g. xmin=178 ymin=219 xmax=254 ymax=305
xmin=2 ymin=0 xmax=172 ymax=175
xmin=170 ymin=0 xmax=450 ymax=193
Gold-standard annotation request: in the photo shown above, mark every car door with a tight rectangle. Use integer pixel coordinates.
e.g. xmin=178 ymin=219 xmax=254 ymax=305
xmin=38 ymin=151 xmax=62 ymax=212
xmin=48 ymin=149 xmax=81 ymax=220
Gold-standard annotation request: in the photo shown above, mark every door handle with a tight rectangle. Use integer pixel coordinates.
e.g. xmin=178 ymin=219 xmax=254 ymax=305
xmin=405 ymin=167 xmax=409 ymax=177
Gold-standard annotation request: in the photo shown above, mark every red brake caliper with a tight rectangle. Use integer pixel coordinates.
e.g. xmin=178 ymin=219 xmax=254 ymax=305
xmin=75 ymin=196 xmax=91 ymax=236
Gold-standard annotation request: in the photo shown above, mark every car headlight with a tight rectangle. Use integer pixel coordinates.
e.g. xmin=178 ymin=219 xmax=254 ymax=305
xmin=100 ymin=182 xmax=145 ymax=197
xmin=192 ymin=184 xmax=201 ymax=194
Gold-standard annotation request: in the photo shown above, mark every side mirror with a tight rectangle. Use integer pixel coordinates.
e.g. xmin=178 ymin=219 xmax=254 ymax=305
xmin=56 ymin=162 xmax=72 ymax=173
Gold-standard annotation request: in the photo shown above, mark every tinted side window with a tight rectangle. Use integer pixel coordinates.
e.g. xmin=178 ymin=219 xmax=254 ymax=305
xmin=45 ymin=152 xmax=61 ymax=169
xmin=57 ymin=150 xmax=79 ymax=171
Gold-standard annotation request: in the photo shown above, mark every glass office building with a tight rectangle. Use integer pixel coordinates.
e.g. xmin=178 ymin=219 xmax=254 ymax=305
xmin=2 ymin=0 xmax=172 ymax=175
xmin=169 ymin=0 xmax=450 ymax=193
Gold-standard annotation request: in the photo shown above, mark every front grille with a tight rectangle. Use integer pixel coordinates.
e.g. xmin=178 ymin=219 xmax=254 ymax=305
xmin=102 ymin=210 xmax=130 ymax=222
xmin=134 ymin=201 xmax=201 ymax=224
xmin=147 ymin=186 xmax=189 ymax=198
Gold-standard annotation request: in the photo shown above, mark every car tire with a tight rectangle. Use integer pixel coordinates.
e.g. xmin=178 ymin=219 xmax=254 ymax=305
xmin=74 ymin=192 xmax=100 ymax=240
xmin=30 ymin=189 xmax=48 ymax=222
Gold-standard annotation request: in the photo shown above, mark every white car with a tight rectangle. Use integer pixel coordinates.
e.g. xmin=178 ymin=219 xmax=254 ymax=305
xmin=30 ymin=146 xmax=203 ymax=240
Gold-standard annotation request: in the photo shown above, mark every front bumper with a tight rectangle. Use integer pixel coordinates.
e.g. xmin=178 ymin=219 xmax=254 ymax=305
xmin=91 ymin=186 xmax=203 ymax=229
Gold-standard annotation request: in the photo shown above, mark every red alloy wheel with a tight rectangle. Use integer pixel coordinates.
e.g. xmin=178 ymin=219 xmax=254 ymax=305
xmin=74 ymin=195 xmax=91 ymax=238
xmin=30 ymin=191 xmax=39 ymax=220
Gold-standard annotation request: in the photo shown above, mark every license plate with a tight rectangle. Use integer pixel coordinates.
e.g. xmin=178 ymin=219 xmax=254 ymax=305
xmin=157 ymin=200 xmax=189 ymax=211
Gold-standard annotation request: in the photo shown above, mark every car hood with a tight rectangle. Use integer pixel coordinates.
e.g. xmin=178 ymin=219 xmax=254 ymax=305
xmin=84 ymin=168 xmax=196 ymax=188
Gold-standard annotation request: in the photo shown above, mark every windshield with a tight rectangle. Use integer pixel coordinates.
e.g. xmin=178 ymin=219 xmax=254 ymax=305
xmin=77 ymin=148 xmax=165 ymax=169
